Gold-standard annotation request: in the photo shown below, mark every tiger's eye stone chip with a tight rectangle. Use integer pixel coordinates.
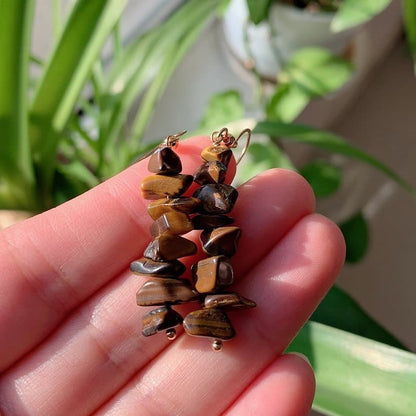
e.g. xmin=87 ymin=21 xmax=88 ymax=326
xmin=142 ymin=306 xmax=183 ymax=337
xmin=194 ymin=161 xmax=227 ymax=185
xmin=193 ymin=184 xmax=238 ymax=214
xmin=192 ymin=214 xmax=234 ymax=230
xmin=204 ymin=293 xmax=257 ymax=310
xmin=183 ymin=308 xmax=235 ymax=340
xmin=148 ymin=146 xmax=182 ymax=175
xmin=130 ymin=257 xmax=186 ymax=277
xmin=200 ymin=226 xmax=241 ymax=257
xmin=191 ymin=255 xmax=233 ymax=293
xmin=201 ymin=145 xmax=232 ymax=167
xmin=150 ymin=211 xmax=193 ymax=237
xmin=136 ymin=278 xmax=198 ymax=306
xmin=144 ymin=234 xmax=197 ymax=261
xmin=141 ymin=174 xmax=193 ymax=200
xmin=147 ymin=197 xmax=201 ymax=220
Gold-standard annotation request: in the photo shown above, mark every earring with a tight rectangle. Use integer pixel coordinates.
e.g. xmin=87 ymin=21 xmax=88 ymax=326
xmin=132 ymin=128 xmax=256 ymax=350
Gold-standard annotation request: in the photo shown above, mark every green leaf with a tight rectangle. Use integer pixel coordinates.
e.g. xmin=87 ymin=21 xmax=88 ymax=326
xmin=311 ymin=286 xmax=406 ymax=349
xmin=340 ymin=212 xmax=369 ymax=263
xmin=30 ymin=0 xmax=128 ymax=192
xmin=279 ymin=47 xmax=354 ymax=97
xmin=403 ymin=0 xmax=416 ymax=72
xmin=199 ymin=90 xmax=244 ymax=130
xmin=288 ymin=322 xmax=416 ymax=416
xmin=253 ymin=121 xmax=416 ymax=198
xmin=236 ymin=140 xmax=295 ymax=184
xmin=0 ymin=0 xmax=37 ymax=209
xmin=331 ymin=0 xmax=392 ymax=32
xmin=99 ymin=0 xmax=221 ymax=166
xmin=266 ymin=83 xmax=310 ymax=122
xmin=300 ymin=160 xmax=341 ymax=198
xmin=246 ymin=0 xmax=273 ymax=25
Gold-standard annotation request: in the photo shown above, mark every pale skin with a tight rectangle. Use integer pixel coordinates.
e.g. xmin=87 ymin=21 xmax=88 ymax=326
xmin=0 ymin=136 xmax=345 ymax=416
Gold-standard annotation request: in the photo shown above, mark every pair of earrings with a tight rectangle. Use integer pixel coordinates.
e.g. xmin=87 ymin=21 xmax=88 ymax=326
xmin=131 ymin=128 xmax=256 ymax=351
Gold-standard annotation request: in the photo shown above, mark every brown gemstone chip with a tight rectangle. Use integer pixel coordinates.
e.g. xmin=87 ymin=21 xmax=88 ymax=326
xmin=130 ymin=257 xmax=186 ymax=278
xmin=191 ymin=255 xmax=233 ymax=293
xmin=200 ymin=226 xmax=241 ymax=257
xmin=183 ymin=308 xmax=235 ymax=340
xmin=193 ymin=184 xmax=238 ymax=214
xmin=192 ymin=214 xmax=234 ymax=230
xmin=148 ymin=146 xmax=182 ymax=175
xmin=201 ymin=145 xmax=232 ymax=167
xmin=147 ymin=197 xmax=201 ymax=220
xmin=150 ymin=211 xmax=193 ymax=237
xmin=142 ymin=306 xmax=183 ymax=337
xmin=141 ymin=174 xmax=193 ymax=200
xmin=144 ymin=234 xmax=197 ymax=261
xmin=204 ymin=293 xmax=256 ymax=310
xmin=194 ymin=161 xmax=227 ymax=185
xmin=136 ymin=278 xmax=198 ymax=306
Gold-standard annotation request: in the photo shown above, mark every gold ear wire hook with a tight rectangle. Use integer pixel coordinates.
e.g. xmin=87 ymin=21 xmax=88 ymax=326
xmin=211 ymin=127 xmax=251 ymax=165
xmin=164 ymin=130 xmax=187 ymax=147
xmin=235 ymin=128 xmax=251 ymax=166
xmin=133 ymin=130 xmax=187 ymax=164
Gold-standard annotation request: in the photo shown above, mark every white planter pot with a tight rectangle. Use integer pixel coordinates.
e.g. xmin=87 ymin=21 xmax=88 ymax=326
xmin=223 ymin=0 xmax=359 ymax=80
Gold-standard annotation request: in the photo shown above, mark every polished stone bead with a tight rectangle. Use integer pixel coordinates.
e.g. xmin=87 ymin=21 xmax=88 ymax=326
xmin=144 ymin=234 xmax=197 ymax=261
xmin=136 ymin=278 xmax=198 ymax=306
xmin=148 ymin=146 xmax=182 ymax=175
xmin=201 ymin=145 xmax=232 ymax=167
xmin=194 ymin=161 xmax=227 ymax=185
xmin=192 ymin=214 xmax=234 ymax=230
xmin=191 ymin=255 xmax=233 ymax=293
xmin=193 ymin=184 xmax=238 ymax=214
xmin=150 ymin=211 xmax=193 ymax=237
xmin=183 ymin=308 xmax=235 ymax=340
xmin=147 ymin=197 xmax=201 ymax=220
xmin=200 ymin=226 xmax=241 ymax=257
xmin=204 ymin=293 xmax=257 ymax=310
xmin=141 ymin=174 xmax=193 ymax=200
xmin=130 ymin=257 xmax=186 ymax=277
xmin=142 ymin=306 xmax=183 ymax=337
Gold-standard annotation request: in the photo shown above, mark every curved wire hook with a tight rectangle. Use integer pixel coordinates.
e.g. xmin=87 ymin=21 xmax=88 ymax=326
xmin=211 ymin=127 xmax=251 ymax=165
xmin=234 ymin=128 xmax=251 ymax=166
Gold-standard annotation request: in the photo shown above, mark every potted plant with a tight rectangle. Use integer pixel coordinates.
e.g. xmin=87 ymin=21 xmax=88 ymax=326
xmin=0 ymin=0 xmax=224 ymax=227
xmin=223 ymin=0 xmax=393 ymax=79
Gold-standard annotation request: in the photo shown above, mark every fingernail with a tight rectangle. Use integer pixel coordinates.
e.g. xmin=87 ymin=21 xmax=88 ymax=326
xmin=289 ymin=352 xmax=312 ymax=367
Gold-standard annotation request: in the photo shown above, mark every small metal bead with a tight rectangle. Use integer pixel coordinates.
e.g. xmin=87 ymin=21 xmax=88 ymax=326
xmin=212 ymin=339 xmax=223 ymax=352
xmin=166 ymin=328 xmax=177 ymax=340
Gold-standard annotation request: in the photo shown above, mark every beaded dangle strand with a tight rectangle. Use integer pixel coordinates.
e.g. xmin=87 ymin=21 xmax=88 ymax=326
xmin=132 ymin=128 xmax=256 ymax=350
xmin=183 ymin=128 xmax=256 ymax=351
xmin=132 ymin=131 xmax=200 ymax=340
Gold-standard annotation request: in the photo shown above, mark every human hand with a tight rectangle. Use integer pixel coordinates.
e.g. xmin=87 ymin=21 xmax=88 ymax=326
xmin=0 ymin=136 xmax=345 ymax=415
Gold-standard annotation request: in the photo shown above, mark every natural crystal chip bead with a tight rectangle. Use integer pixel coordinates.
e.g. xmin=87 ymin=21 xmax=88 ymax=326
xmin=130 ymin=257 xmax=186 ymax=278
xmin=142 ymin=306 xmax=183 ymax=337
xmin=144 ymin=234 xmax=197 ymax=261
xmin=204 ymin=293 xmax=256 ymax=310
xmin=194 ymin=161 xmax=227 ymax=185
xmin=191 ymin=255 xmax=233 ymax=293
xmin=141 ymin=174 xmax=193 ymax=200
xmin=200 ymin=226 xmax=241 ymax=257
xmin=193 ymin=184 xmax=238 ymax=214
xmin=150 ymin=211 xmax=193 ymax=237
xmin=183 ymin=308 xmax=235 ymax=340
xmin=192 ymin=214 xmax=234 ymax=230
xmin=201 ymin=145 xmax=232 ymax=167
xmin=147 ymin=197 xmax=201 ymax=220
xmin=136 ymin=278 xmax=198 ymax=306
xmin=147 ymin=146 xmax=182 ymax=175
